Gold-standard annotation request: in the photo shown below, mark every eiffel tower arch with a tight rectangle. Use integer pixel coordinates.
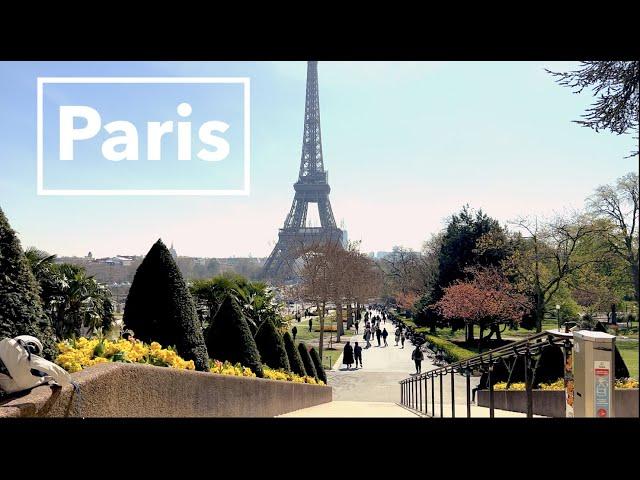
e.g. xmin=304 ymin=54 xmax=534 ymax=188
xmin=262 ymin=61 xmax=344 ymax=281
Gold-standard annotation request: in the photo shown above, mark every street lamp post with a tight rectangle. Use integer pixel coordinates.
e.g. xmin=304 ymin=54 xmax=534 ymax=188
xmin=556 ymin=304 xmax=561 ymax=330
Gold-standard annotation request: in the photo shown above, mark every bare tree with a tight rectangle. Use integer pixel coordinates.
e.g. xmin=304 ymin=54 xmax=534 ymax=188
xmin=587 ymin=172 xmax=639 ymax=302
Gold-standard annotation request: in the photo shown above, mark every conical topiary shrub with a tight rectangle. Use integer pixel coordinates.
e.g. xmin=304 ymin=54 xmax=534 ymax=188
xmin=207 ymin=295 xmax=264 ymax=377
xmin=0 ymin=207 xmax=57 ymax=359
xmin=282 ymin=331 xmax=306 ymax=376
xmin=309 ymin=347 xmax=327 ymax=384
xmin=123 ymin=239 xmax=209 ymax=371
xmin=255 ymin=317 xmax=290 ymax=371
xmin=297 ymin=342 xmax=317 ymax=379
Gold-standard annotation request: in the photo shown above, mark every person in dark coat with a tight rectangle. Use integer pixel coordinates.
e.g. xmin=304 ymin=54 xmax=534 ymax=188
xmin=292 ymin=326 xmax=298 ymax=341
xmin=343 ymin=341 xmax=354 ymax=369
xmin=375 ymin=326 xmax=381 ymax=346
xmin=353 ymin=342 xmax=363 ymax=368
xmin=308 ymin=318 xmax=313 ymax=332
xmin=411 ymin=345 xmax=424 ymax=374
xmin=382 ymin=328 xmax=389 ymax=346
xmin=354 ymin=320 xmax=359 ymax=334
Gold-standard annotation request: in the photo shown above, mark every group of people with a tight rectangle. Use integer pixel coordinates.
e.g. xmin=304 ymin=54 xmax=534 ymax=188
xmin=342 ymin=306 xmax=423 ymax=372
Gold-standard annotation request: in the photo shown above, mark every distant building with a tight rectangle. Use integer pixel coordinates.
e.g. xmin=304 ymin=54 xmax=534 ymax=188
xmin=376 ymin=251 xmax=393 ymax=259
xmin=87 ymin=251 xmax=93 ymax=259
xmin=170 ymin=242 xmax=178 ymax=259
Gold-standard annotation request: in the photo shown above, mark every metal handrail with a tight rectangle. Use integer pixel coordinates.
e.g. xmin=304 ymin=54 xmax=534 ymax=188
xmin=399 ymin=330 xmax=572 ymax=418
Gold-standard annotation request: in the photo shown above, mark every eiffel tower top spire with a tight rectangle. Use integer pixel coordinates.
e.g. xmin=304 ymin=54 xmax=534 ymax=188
xmin=299 ymin=61 xmax=324 ymax=179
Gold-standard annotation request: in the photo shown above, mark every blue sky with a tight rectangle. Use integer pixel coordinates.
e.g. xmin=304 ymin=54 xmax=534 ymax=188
xmin=0 ymin=61 xmax=636 ymax=258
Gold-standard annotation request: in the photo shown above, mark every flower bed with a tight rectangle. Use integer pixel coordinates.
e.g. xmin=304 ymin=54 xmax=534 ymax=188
xmin=262 ymin=366 xmax=324 ymax=385
xmin=56 ymin=337 xmax=326 ymax=386
xmin=56 ymin=337 xmax=195 ymax=372
xmin=493 ymin=379 xmax=565 ymax=391
xmin=615 ymin=378 xmax=639 ymax=389
xmin=494 ymin=378 xmax=638 ymax=391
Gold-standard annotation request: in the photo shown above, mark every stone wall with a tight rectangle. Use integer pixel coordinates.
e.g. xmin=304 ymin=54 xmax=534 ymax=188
xmin=0 ymin=362 xmax=332 ymax=418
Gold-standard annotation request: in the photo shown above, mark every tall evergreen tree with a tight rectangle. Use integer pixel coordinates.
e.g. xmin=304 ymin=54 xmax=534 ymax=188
xmin=282 ymin=331 xmax=306 ymax=376
xmin=0 ymin=207 xmax=57 ymax=358
xmin=309 ymin=347 xmax=327 ymax=384
xmin=254 ymin=317 xmax=290 ymax=371
xmin=297 ymin=342 xmax=317 ymax=379
xmin=435 ymin=205 xmax=507 ymax=299
xmin=206 ymin=295 xmax=264 ymax=377
xmin=123 ymin=239 xmax=209 ymax=371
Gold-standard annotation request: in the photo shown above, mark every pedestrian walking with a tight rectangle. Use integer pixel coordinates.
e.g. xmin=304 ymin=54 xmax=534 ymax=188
xmin=354 ymin=342 xmax=363 ymax=368
xmin=308 ymin=318 xmax=313 ymax=332
xmin=375 ymin=326 xmax=381 ymax=347
xmin=395 ymin=327 xmax=401 ymax=346
xmin=400 ymin=330 xmax=406 ymax=348
xmin=382 ymin=328 xmax=388 ymax=346
xmin=364 ymin=327 xmax=371 ymax=348
xmin=355 ymin=320 xmax=359 ymax=334
xmin=343 ymin=341 xmax=354 ymax=370
xmin=292 ymin=326 xmax=297 ymax=341
xmin=411 ymin=345 xmax=424 ymax=374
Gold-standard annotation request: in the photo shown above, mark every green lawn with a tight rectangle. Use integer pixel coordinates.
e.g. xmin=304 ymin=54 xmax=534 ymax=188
xmin=320 ymin=348 xmax=343 ymax=370
xmin=617 ymin=341 xmax=639 ymax=379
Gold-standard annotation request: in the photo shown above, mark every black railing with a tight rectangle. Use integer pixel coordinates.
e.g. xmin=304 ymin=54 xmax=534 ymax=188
xmin=399 ymin=331 xmax=572 ymax=418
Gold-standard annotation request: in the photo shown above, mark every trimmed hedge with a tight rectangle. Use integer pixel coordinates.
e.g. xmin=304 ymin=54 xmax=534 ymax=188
xmin=0 ymin=207 xmax=57 ymax=359
xmin=297 ymin=342 xmax=317 ymax=379
xmin=309 ymin=347 xmax=327 ymax=384
xmin=255 ymin=317 xmax=290 ymax=371
xmin=207 ymin=295 xmax=264 ymax=377
xmin=282 ymin=331 xmax=306 ymax=376
xmin=424 ymin=334 xmax=475 ymax=363
xmin=123 ymin=239 xmax=209 ymax=371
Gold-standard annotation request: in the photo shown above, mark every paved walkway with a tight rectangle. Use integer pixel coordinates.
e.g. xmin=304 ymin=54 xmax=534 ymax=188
xmin=282 ymin=309 xmax=540 ymax=418
xmin=279 ymin=401 xmax=419 ymax=417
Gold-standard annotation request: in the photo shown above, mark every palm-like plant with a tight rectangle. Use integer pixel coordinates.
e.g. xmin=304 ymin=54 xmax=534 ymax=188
xmin=191 ymin=274 xmax=285 ymax=337
xmin=25 ymin=249 xmax=114 ymax=339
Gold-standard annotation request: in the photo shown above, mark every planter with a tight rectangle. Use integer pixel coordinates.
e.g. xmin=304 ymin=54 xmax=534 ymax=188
xmin=477 ymin=388 xmax=638 ymax=417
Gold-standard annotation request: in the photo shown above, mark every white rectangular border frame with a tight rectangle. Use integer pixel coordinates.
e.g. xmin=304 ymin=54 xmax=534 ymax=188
xmin=36 ymin=76 xmax=250 ymax=196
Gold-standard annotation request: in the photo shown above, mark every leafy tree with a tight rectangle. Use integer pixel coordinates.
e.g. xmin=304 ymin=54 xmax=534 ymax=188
xmin=123 ymin=239 xmax=209 ymax=371
xmin=548 ymin=61 xmax=639 ymax=157
xmin=0 ymin=207 xmax=57 ymax=358
xmin=587 ymin=172 xmax=639 ymax=302
xmin=434 ymin=266 xmax=531 ymax=350
xmin=254 ymin=317 xmax=290 ymax=371
xmin=206 ymin=294 xmax=264 ymax=377
xmin=282 ymin=331 xmax=306 ymax=376
xmin=309 ymin=347 xmax=327 ymax=384
xmin=297 ymin=341 xmax=317 ymax=379
xmin=501 ymin=214 xmax=603 ymax=332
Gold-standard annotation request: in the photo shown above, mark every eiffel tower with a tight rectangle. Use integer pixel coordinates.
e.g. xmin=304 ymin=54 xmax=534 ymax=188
xmin=262 ymin=61 xmax=344 ymax=281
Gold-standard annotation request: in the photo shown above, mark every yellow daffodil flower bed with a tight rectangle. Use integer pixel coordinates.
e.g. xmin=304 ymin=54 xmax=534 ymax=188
xmin=56 ymin=337 xmax=195 ymax=373
xmin=495 ymin=378 xmax=639 ymax=391
xmin=209 ymin=359 xmax=256 ymax=377
xmin=615 ymin=378 xmax=639 ymax=389
xmin=493 ymin=380 xmax=565 ymax=391
xmin=262 ymin=366 xmax=324 ymax=385
xmin=208 ymin=361 xmax=325 ymax=385
xmin=56 ymin=337 xmax=326 ymax=386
